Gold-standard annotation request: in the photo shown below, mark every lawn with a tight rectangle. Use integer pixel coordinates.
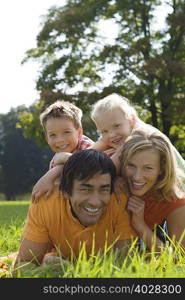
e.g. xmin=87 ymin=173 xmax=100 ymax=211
xmin=0 ymin=200 xmax=29 ymax=255
xmin=0 ymin=197 xmax=185 ymax=279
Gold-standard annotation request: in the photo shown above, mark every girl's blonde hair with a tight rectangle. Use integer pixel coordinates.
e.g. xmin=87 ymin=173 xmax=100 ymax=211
xmin=91 ymin=93 xmax=138 ymax=122
xmin=120 ymin=128 xmax=184 ymax=201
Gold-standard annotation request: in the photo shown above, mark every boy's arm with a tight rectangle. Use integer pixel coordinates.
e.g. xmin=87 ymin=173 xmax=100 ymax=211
xmin=32 ymin=165 xmax=63 ymax=203
xmin=50 ymin=152 xmax=72 ymax=168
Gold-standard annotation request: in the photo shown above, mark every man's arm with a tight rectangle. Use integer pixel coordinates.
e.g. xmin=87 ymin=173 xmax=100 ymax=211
xmin=15 ymin=238 xmax=52 ymax=267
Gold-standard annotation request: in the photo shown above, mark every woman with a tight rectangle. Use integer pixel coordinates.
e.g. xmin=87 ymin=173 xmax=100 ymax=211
xmin=119 ymin=128 xmax=185 ymax=251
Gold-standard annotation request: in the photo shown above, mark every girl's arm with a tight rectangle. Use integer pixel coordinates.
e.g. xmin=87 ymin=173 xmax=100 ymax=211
xmin=110 ymin=147 xmax=122 ymax=175
xmin=88 ymin=137 xmax=108 ymax=151
xmin=166 ymin=205 xmax=185 ymax=247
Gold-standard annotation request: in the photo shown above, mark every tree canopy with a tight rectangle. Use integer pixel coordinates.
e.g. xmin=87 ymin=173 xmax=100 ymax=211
xmin=19 ymin=0 xmax=185 ymax=156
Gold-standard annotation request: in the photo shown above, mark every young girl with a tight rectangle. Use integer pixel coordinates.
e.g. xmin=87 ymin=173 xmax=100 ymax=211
xmin=90 ymin=93 xmax=185 ymax=179
xmin=119 ymin=128 xmax=185 ymax=250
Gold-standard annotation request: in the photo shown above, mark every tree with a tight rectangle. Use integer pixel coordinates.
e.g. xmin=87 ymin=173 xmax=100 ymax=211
xmin=0 ymin=108 xmax=52 ymax=200
xmin=20 ymin=0 xmax=185 ymax=156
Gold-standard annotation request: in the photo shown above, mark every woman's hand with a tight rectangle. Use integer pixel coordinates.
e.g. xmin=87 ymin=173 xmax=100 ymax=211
xmin=127 ymin=195 xmax=146 ymax=232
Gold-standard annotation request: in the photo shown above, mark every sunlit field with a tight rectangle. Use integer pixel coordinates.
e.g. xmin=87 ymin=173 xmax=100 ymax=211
xmin=0 ymin=196 xmax=185 ymax=278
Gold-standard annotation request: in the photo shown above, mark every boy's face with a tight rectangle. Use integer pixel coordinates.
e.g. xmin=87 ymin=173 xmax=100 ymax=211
xmin=69 ymin=173 xmax=111 ymax=227
xmin=95 ymin=108 xmax=134 ymax=149
xmin=45 ymin=117 xmax=82 ymax=153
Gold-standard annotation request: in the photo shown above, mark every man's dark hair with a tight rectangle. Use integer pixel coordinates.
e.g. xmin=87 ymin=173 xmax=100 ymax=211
xmin=60 ymin=149 xmax=116 ymax=195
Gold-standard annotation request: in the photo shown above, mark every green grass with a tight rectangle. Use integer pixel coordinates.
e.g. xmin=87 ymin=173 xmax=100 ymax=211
xmin=0 ymin=197 xmax=185 ymax=278
xmin=0 ymin=200 xmax=29 ymax=255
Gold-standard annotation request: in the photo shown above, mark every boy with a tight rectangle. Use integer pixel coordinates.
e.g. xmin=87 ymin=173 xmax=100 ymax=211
xmin=32 ymin=100 xmax=94 ymax=201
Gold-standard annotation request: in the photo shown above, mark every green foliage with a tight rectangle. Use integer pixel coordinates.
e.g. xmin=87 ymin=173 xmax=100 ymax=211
xmin=170 ymin=125 xmax=185 ymax=158
xmin=0 ymin=109 xmax=52 ymax=199
xmin=19 ymin=0 xmax=185 ymax=152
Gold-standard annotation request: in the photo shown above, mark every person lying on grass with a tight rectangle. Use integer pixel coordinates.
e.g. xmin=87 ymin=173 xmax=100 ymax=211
xmin=15 ymin=149 xmax=137 ymax=270
xmin=119 ymin=128 xmax=185 ymax=252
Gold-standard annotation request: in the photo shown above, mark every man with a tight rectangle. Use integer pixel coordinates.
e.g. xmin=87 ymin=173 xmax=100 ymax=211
xmin=15 ymin=149 xmax=137 ymax=267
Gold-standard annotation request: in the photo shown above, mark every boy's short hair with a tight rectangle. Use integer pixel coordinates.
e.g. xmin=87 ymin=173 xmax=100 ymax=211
xmin=40 ymin=100 xmax=83 ymax=131
xmin=91 ymin=93 xmax=137 ymax=122
xmin=60 ymin=149 xmax=116 ymax=196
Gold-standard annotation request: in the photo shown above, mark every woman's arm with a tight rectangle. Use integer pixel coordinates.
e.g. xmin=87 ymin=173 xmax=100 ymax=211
xmin=127 ymin=196 xmax=164 ymax=252
xmin=166 ymin=205 xmax=185 ymax=247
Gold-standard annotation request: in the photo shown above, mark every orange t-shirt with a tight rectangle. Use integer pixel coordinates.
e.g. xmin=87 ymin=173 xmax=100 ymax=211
xmin=22 ymin=188 xmax=137 ymax=258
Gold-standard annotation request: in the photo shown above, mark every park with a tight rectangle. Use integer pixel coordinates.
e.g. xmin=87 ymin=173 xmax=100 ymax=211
xmin=0 ymin=0 xmax=184 ymax=282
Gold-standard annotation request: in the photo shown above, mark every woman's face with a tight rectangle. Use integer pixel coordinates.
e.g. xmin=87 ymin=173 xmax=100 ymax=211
xmin=124 ymin=149 xmax=161 ymax=197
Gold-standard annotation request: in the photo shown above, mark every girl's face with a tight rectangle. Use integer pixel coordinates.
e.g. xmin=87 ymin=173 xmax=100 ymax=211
xmin=124 ymin=149 xmax=161 ymax=197
xmin=95 ymin=108 xmax=135 ymax=149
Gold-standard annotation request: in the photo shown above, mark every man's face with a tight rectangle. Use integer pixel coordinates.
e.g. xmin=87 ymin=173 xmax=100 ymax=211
xmin=69 ymin=173 xmax=112 ymax=227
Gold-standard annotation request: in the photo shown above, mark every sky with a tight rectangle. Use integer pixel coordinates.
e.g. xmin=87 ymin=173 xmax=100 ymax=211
xmin=0 ymin=1 xmax=169 ymax=114
xmin=0 ymin=0 xmax=66 ymax=114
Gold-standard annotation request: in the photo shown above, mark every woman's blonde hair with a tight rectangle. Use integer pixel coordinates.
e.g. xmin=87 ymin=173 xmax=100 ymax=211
xmin=120 ymin=128 xmax=184 ymax=201
xmin=91 ymin=93 xmax=138 ymax=123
